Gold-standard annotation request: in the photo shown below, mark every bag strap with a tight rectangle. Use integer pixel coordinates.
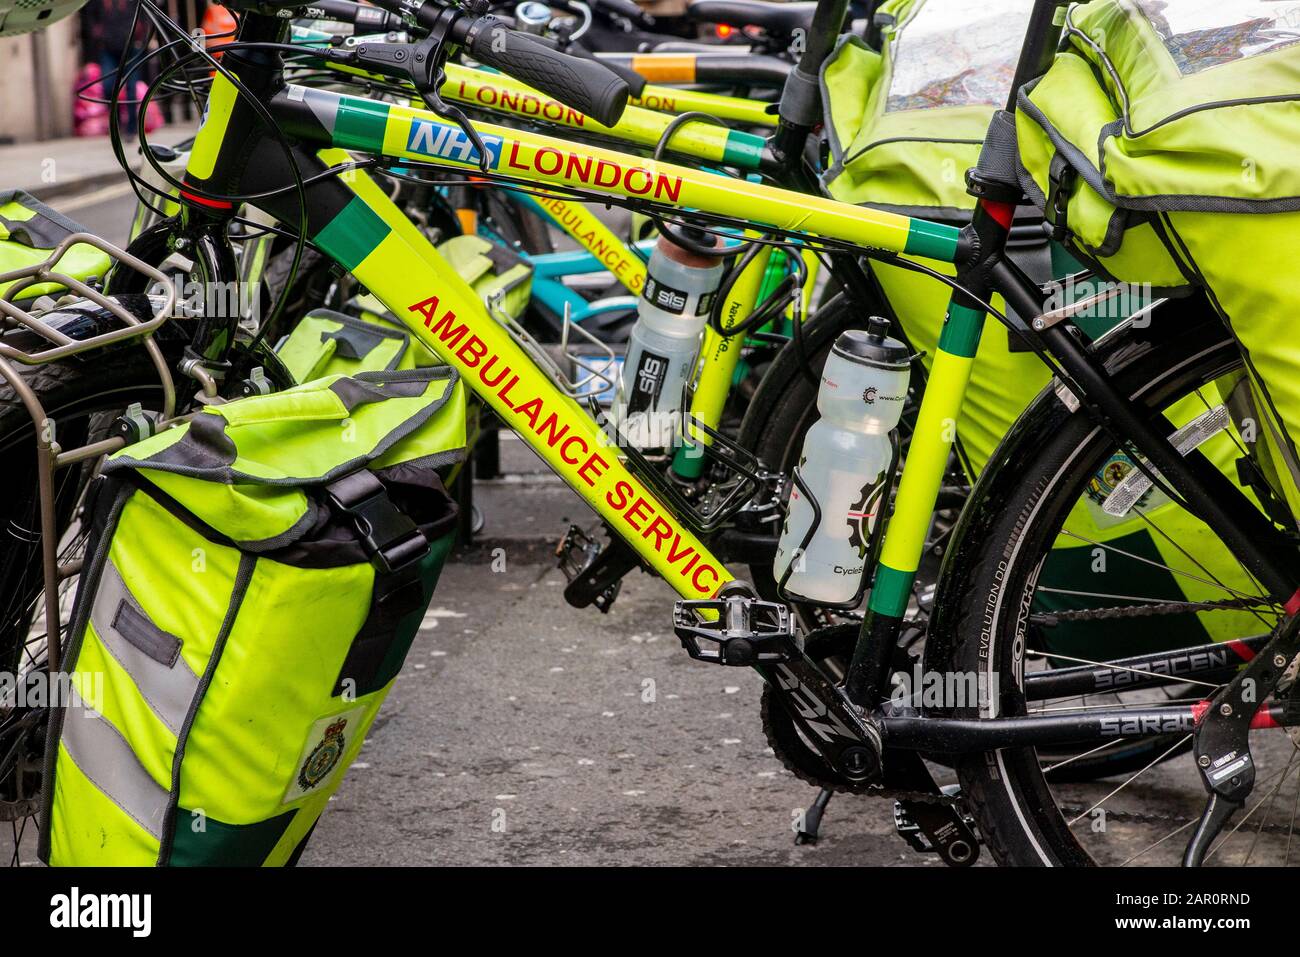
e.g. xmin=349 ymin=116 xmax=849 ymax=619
xmin=1044 ymin=152 xmax=1077 ymax=243
xmin=324 ymin=470 xmax=430 ymax=575
xmin=325 ymin=470 xmax=433 ymax=698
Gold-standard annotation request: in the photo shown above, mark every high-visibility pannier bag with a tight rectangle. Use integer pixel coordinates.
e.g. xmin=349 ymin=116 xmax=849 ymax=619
xmin=819 ymin=0 xmax=1054 ymax=477
xmin=1015 ymin=0 xmax=1300 ymax=517
xmin=824 ymin=0 xmax=1260 ymax=654
xmin=0 ymin=190 xmax=113 ymax=301
xmin=39 ymin=367 xmax=466 ymax=866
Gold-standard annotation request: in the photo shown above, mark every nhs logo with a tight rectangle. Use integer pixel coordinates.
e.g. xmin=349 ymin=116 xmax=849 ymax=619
xmin=406 ymin=120 xmax=502 ymax=168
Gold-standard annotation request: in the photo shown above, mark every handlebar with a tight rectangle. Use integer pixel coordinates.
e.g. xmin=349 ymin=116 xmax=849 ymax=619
xmin=452 ymin=14 xmax=629 ymax=126
xmin=320 ymin=0 xmax=629 ymax=126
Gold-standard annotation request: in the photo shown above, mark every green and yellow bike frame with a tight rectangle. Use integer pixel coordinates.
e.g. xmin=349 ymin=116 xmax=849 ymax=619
xmin=182 ymin=66 xmax=959 ymax=605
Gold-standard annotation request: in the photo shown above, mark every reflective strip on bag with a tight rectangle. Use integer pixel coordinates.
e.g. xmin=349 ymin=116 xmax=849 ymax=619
xmin=61 ymin=683 xmax=171 ymax=840
xmin=90 ymin=560 xmax=201 ymax=736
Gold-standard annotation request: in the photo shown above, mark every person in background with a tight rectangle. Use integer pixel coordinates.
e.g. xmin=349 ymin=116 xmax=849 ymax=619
xmin=82 ymin=0 xmax=147 ymax=134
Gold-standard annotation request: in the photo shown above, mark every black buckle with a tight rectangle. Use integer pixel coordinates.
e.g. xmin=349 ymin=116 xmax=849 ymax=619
xmin=1044 ymin=153 xmax=1076 ymax=243
xmin=326 ymin=471 xmax=429 ymax=575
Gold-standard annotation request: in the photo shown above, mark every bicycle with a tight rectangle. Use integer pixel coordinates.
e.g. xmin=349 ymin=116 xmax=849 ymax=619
xmin=6 ymin=0 xmax=1298 ymax=867
xmin=129 ymin=0 xmax=1300 ymax=866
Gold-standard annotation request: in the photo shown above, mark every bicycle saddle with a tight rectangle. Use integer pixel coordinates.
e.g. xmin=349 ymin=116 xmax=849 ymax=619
xmin=685 ymin=0 xmax=816 ymax=36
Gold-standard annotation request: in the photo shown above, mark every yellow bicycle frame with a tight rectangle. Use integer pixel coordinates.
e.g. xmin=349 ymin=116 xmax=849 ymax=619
xmin=308 ymin=54 xmax=791 ymax=448
xmin=442 ymin=64 xmax=769 ymax=169
xmin=186 ymin=76 xmax=960 ymax=602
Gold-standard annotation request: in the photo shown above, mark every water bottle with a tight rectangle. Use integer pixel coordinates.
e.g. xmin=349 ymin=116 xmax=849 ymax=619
xmin=773 ymin=319 xmax=911 ymax=606
xmin=618 ymin=231 xmax=725 ymax=449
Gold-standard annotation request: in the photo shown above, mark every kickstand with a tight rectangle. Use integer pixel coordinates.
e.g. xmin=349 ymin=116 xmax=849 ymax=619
xmin=795 ymin=788 xmax=834 ymax=845
xmin=1183 ymin=792 xmax=1241 ymax=866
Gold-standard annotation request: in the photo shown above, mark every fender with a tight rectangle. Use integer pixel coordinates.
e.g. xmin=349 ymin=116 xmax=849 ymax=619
xmin=920 ymin=291 xmax=1227 ymax=677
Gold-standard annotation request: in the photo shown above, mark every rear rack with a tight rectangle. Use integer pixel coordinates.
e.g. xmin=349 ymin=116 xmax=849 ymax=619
xmin=0 ymin=232 xmax=181 ymax=671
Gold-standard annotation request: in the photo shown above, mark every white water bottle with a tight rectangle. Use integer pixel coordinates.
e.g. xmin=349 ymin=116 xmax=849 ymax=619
xmin=618 ymin=232 xmax=725 ymax=449
xmin=773 ymin=319 xmax=911 ymax=605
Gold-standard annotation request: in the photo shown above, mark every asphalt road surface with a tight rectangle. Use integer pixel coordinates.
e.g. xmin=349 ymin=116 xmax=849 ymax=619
xmin=302 ymin=556 xmax=912 ymax=866
xmin=55 ymin=181 xmax=141 ymax=248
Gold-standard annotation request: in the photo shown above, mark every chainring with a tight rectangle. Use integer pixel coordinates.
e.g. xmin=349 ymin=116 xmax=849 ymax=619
xmin=760 ymin=624 xmax=863 ymax=793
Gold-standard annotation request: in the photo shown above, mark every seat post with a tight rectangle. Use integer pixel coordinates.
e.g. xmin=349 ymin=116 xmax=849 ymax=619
xmin=771 ymin=0 xmax=849 ymax=179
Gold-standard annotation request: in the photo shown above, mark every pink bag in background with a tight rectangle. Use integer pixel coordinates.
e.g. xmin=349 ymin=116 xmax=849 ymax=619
xmin=74 ymin=63 xmax=165 ymax=136
xmin=135 ymin=80 xmax=165 ymax=133
xmin=74 ymin=62 xmax=110 ymax=137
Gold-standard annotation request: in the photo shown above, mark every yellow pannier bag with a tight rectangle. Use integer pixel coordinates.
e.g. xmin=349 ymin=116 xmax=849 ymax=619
xmin=41 ymin=368 xmax=465 ymax=865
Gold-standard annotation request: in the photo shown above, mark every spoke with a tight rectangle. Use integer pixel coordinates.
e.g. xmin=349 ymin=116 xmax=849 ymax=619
xmin=1242 ymin=745 xmax=1299 ymax=865
xmin=1057 ymin=526 xmax=1269 ymax=605
xmin=1286 ymin=767 xmax=1300 ymax=866
xmin=1033 ymin=697 xmax=1207 ymax=715
xmin=1120 ymin=817 xmax=1197 ymax=867
xmin=1067 ymin=734 xmax=1192 ymax=827
xmin=1040 ymin=737 xmax=1130 ymax=773
xmin=1132 ymin=504 xmax=1277 ymax=631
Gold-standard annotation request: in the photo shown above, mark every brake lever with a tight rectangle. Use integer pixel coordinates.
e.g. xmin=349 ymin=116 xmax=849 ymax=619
xmin=329 ymin=28 xmax=492 ymax=175
xmin=417 ymin=73 xmax=492 ymax=174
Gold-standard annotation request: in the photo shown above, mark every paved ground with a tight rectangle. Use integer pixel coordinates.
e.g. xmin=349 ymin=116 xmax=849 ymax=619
xmin=7 ymin=124 xmax=197 ymax=201
xmin=302 ymin=554 xmax=912 ymax=866
xmin=300 ymin=430 xmax=911 ymax=866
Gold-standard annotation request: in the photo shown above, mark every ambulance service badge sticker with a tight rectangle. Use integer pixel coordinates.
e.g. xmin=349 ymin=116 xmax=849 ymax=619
xmin=283 ymin=707 xmax=366 ymax=804
xmin=299 ymin=719 xmax=347 ymax=792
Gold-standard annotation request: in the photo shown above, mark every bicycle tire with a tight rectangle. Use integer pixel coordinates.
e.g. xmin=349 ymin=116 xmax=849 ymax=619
xmin=940 ymin=309 xmax=1268 ymax=865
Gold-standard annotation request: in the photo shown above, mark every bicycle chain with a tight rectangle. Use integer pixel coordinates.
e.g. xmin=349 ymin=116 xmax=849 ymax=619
xmin=1031 ymin=597 xmax=1274 ymax=624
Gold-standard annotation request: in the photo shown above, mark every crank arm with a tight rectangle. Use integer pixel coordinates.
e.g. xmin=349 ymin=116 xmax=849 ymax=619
xmin=754 ymin=654 xmax=883 ymax=784
xmin=675 ymin=585 xmax=884 ymax=783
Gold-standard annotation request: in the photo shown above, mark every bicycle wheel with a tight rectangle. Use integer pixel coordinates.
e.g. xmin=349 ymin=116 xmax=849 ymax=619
xmin=943 ymin=305 xmax=1300 ymax=865
xmin=0 ymin=350 xmax=171 ymax=865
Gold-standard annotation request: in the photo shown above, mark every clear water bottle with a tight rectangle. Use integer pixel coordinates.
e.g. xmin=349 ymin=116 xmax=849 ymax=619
xmin=773 ymin=319 xmax=911 ymax=606
xmin=618 ymin=231 xmax=725 ymax=450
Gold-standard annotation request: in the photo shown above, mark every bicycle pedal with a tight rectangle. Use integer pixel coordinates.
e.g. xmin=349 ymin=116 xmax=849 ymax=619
xmin=673 ymin=589 xmax=795 ymax=665
xmin=556 ymin=524 xmax=637 ymax=613
xmin=892 ymin=801 xmax=931 ymax=854
xmin=892 ymin=786 xmax=980 ymax=867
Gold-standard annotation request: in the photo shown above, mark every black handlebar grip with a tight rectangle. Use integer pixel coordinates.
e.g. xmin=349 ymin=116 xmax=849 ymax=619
xmin=564 ymin=43 xmax=648 ymax=99
xmin=595 ymin=57 xmax=648 ymax=100
xmin=462 ymin=17 xmax=629 ymax=127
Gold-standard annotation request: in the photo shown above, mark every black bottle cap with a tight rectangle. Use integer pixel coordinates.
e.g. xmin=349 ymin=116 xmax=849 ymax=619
xmin=832 ymin=317 xmax=911 ymax=367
